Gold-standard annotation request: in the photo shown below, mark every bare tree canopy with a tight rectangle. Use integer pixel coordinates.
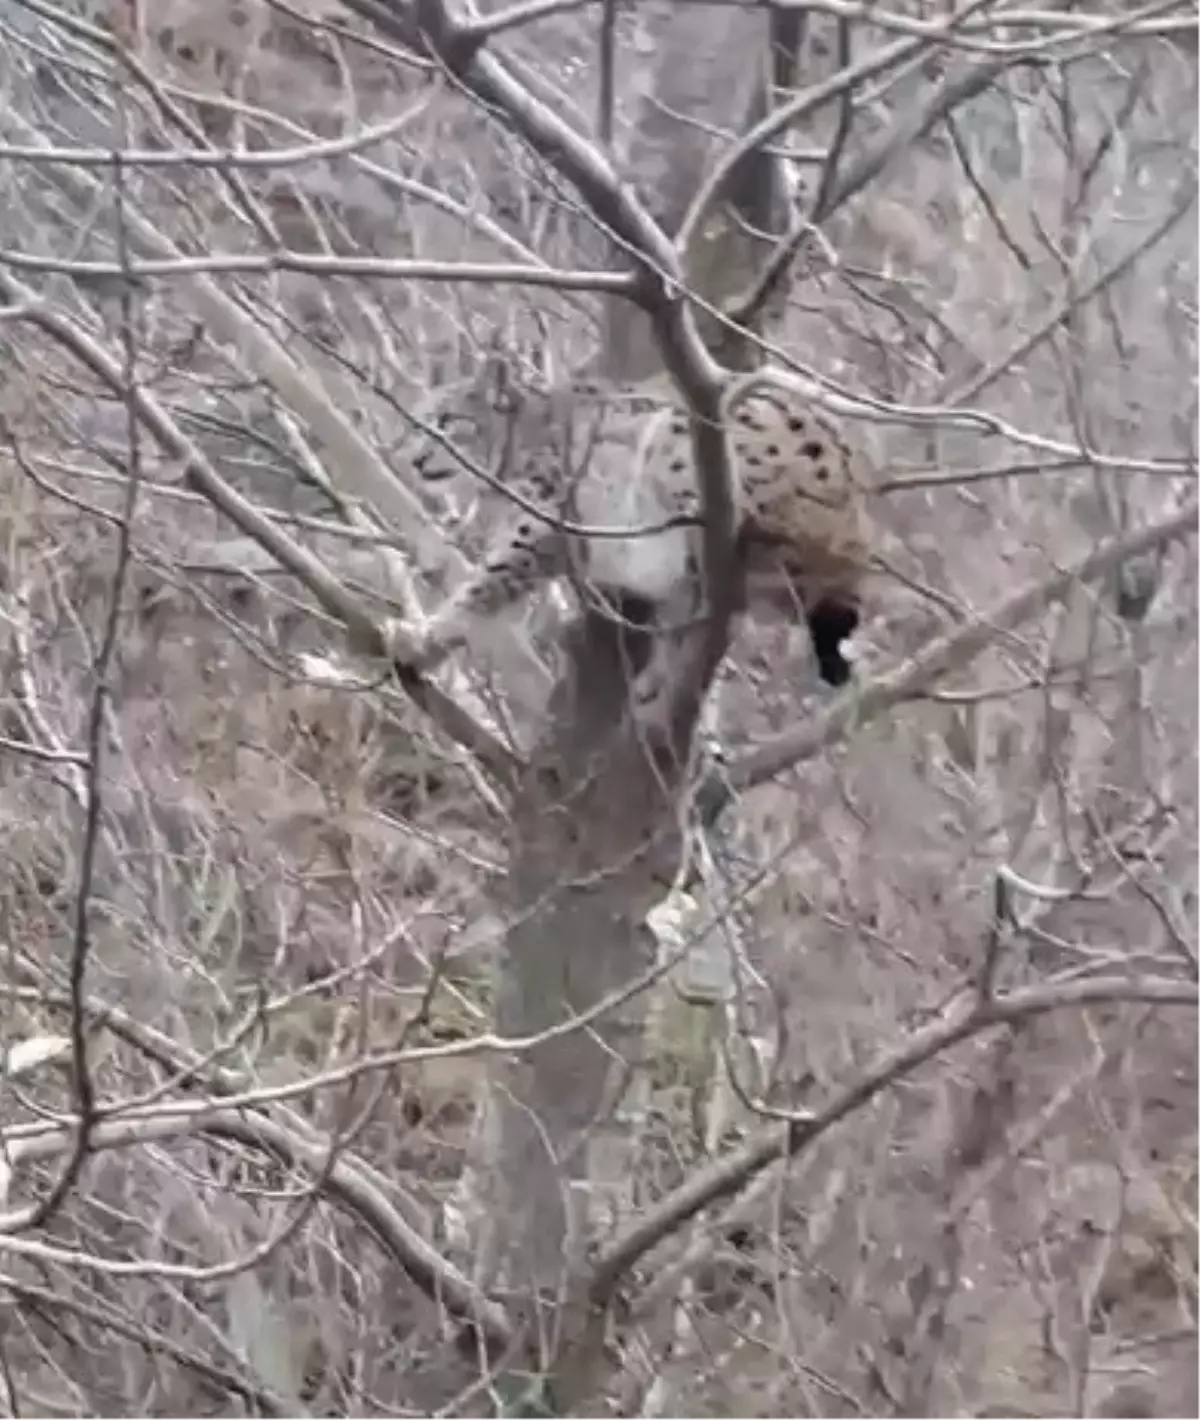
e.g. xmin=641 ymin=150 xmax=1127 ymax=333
xmin=0 ymin=0 xmax=1196 ymax=1415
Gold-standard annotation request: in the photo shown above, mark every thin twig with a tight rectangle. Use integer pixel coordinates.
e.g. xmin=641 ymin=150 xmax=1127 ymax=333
xmin=17 ymin=65 xmax=145 ymax=1237
xmin=809 ymin=17 xmax=855 ymax=223
xmin=597 ymin=0 xmax=618 ymax=148
xmin=0 ymin=1106 xmax=514 ymax=1354
xmin=979 ymin=872 xmax=1011 ymax=1003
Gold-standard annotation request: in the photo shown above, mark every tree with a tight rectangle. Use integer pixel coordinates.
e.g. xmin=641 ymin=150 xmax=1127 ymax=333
xmin=0 ymin=0 xmax=1196 ymax=1414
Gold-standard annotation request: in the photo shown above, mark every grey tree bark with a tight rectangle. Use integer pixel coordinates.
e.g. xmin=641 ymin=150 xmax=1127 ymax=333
xmin=602 ymin=2 xmax=795 ymax=377
xmin=459 ymin=611 xmax=702 ymax=1405
xmin=419 ymin=6 xmax=795 ymax=1407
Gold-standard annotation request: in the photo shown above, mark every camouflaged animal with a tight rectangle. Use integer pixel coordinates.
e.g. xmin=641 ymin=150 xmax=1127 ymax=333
xmin=399 ymin=364 xmax=874 ymax=693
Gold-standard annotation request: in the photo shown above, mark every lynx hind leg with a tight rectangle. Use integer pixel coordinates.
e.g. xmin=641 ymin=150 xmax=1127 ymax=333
xmin=628 ymin=636 xmax=677 ymax=732
xmin=408 ymin=517 xmax=562 ymax=671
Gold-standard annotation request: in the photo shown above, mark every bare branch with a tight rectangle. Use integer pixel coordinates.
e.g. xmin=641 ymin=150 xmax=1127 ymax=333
xmin=947 ymin=178 xmax=1198 ymax=406
xmin=721 ymin=496 xmax=1198 ymax=798
xmin=679 ymin=0 xmax=1184 ymax=258
xmin=589 ymin=972 xmax=1198 ymax=1300
xmin=0 ymin=1105 xmax=513 ymax=1354
xmin=0 ymin=266 xmax=521 ymax=786
xmin=0 ymin=247 xmax=636 ymax=292
xmin=808 ymin=16 xmax=855 ymax=222
xmin=676 ymin=0 xmax=996 ymax=254
xmin=16 ymin=81 xmax=148 ymax=1237
xmin=596 ymin=0 xmax=618 ymax=148
xmin=0 ymin=105 xmax=429 ymax=622
xmin=0 ymin=1271 xmax=291 ymax=1415
xmin=0 ymin=735 xmax=89 ymax=767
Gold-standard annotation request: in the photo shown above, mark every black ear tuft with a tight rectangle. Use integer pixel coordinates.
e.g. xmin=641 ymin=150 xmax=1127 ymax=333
xmin=807 ymin=599 xmax=859 ymax=687
xmin=1114 ymin=559 xmax=1159 ymax=623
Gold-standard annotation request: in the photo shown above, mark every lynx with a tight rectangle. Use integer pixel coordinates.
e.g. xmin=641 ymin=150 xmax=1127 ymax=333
xmin=396 ymin=364 xmax=874 ymax=699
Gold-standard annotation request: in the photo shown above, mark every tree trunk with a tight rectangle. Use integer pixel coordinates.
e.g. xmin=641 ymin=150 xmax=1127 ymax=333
xmin=452 ymin=606 xmax=711 ymax=1403
xmin=433 ymin=5 xmax=794 ymax=1403
xmin=602 ymin=3 xmax=791 ymax=377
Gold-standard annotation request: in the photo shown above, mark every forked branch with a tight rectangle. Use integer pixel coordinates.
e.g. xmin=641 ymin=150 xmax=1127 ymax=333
xmin=345 ymin=0 xmax=747 ymax=719
xmin=0 ymin=267 xmax=521 ymax=787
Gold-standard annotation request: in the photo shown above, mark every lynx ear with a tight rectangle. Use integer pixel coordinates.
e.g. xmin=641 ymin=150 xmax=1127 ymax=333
xmin=470 ymin=340 xmax=512 ymax=413
xmin=474 ymin=326 xmax=559 ymax=413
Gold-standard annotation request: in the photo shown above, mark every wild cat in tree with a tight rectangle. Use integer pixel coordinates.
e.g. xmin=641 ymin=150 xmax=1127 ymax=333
xmin=394 ymin=362 xmax=875 ymax=708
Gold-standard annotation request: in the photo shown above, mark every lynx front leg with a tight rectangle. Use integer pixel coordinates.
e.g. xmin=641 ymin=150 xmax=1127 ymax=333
xmin=624 ymin=576 xmax=735 ymax=750
xmin=404 ymin=520 xmax=562 ymax=674
xmin=625 ymin=594 xmax=698 ymax=744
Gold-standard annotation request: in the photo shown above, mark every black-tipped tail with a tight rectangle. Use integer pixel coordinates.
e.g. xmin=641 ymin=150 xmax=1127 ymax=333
xmin=807 ymin=599 xmax=860 ymax=687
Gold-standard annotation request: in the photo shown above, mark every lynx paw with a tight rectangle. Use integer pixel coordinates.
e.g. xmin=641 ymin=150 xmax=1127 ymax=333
xmin=380 ymin=616 xmax=436 ymax=670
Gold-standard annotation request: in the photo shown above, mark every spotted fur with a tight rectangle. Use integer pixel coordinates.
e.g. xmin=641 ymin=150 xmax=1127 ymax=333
xmin=399 ymin=365 xmax=874 ymax=693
